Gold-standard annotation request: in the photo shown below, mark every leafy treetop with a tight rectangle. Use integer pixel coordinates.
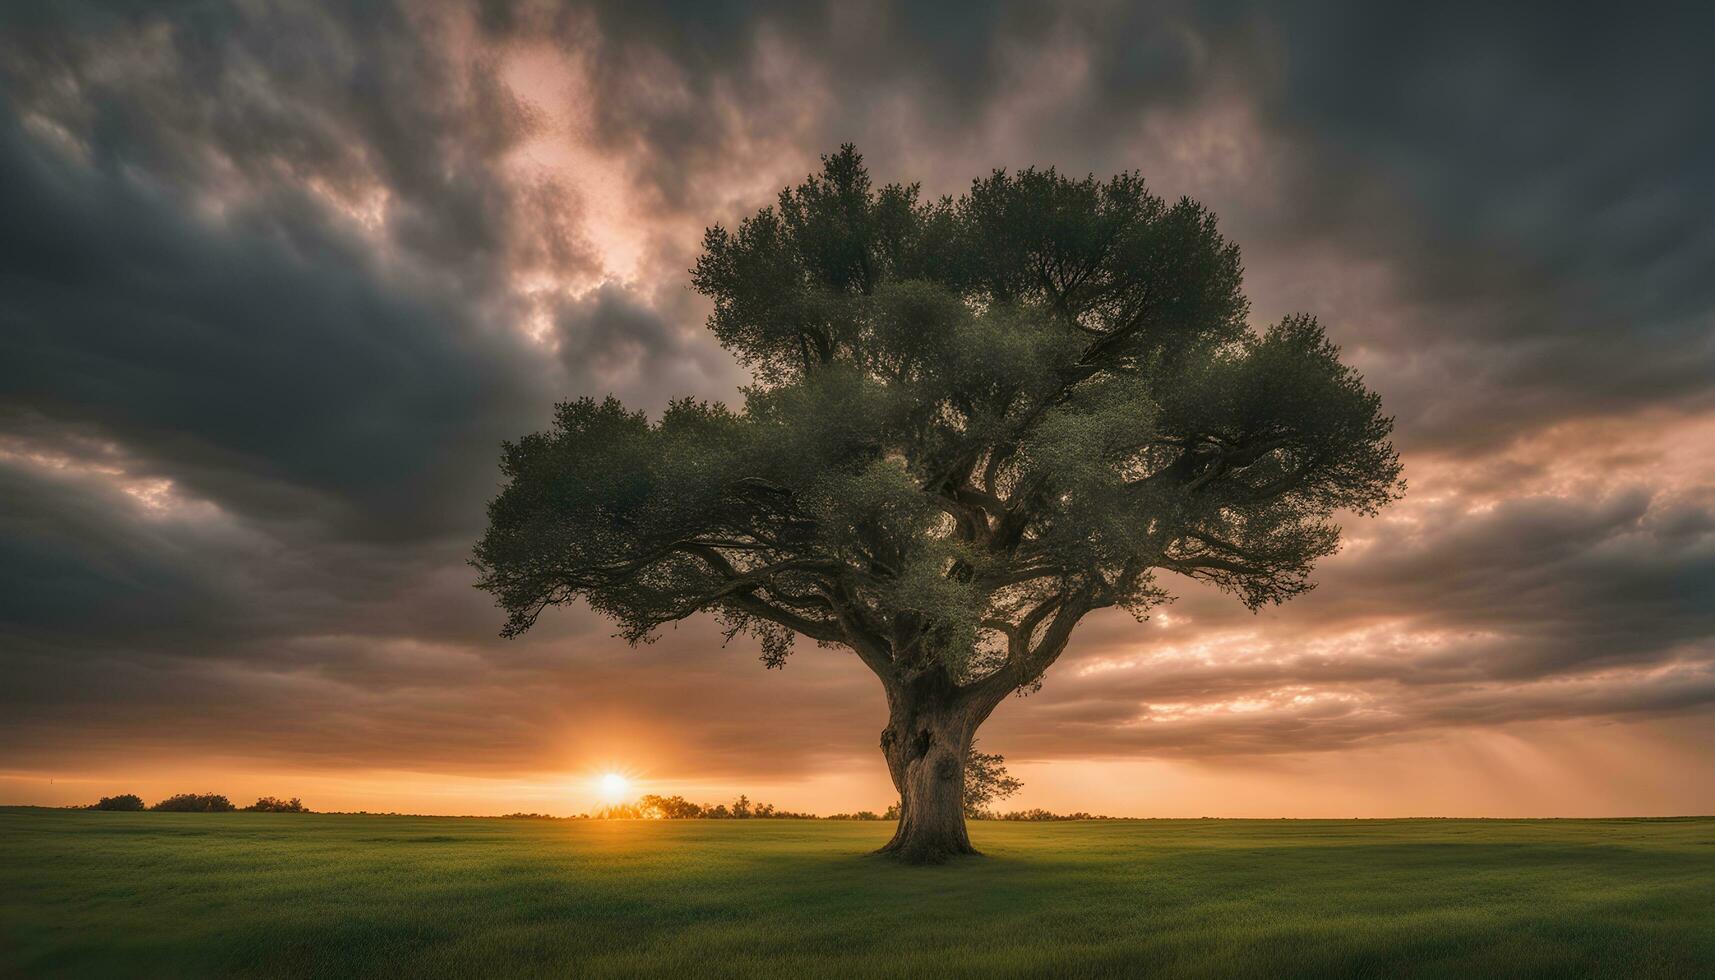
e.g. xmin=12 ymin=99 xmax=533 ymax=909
xmin=474 ymin=146 xmax=1401 ymax=709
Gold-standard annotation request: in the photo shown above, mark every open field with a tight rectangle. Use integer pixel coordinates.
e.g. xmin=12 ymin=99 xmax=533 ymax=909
xmin=2 ymin=808 xmax=1712 ymax=978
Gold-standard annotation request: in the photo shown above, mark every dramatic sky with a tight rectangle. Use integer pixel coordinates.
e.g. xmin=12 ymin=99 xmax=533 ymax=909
xmin=4 ymin=1 xmax=1713 ymax=817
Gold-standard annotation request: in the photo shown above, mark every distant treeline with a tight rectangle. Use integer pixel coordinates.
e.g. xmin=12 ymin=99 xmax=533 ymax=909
xmin=605 ymin=794 xmax=817 ymax=820
xmin=819 ymin=806 xmax=1115 ymax=821
xmin=88 ymin=794 xmax=309 ymax=813
xmin=987 ymin=809 xmax=1113 ymax=821
xmin=83 ymin=792 xmax=1113 ymax=821
xmin=830 ymin=804 xmax=1114 ymax=822
xmin=501 ymin=795 xmax=1115 ymax=821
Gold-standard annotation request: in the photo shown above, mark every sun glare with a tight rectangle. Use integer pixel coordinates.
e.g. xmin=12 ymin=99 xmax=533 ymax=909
xmin=598 ymin=772 xmax=631 ymax=802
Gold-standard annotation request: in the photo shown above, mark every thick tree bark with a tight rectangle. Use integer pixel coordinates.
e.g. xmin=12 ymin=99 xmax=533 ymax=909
xmin=861 ymin=597 xmax=1087 ymax=863
xmin=875 ymin=679 xmax=985 ymax=863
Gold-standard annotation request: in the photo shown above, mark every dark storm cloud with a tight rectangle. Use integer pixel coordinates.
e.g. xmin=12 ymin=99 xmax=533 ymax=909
xmin=1 ymin=0 xmax=604 ymax=756
xmin=2 ymin=0 xmax=1712 ymax=789
xmin=2 ymin=1 xmax=583 ymax=286
xmin=1319 ymin=492 xmax=1715 ymax=679
xmin=0 ymin=458 xmax=249 ymax=644
xmin=482 ymin=0 xmax=1259 ymax=211
xmin=0 ymin=0 xmax=589 ymax=543
xmin=505 ymin=0 xmax=1715 ymax=444
xmin=1245 ymin=2 xmax=1715 ymax=445
xmin=0 ymin=115 xmax=552 ymax=540
xmin=552 ymin=282 xmax=742 ymax=409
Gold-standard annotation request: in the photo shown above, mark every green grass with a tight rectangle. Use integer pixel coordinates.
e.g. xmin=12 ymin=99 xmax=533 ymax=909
xmin=2 ymin=808 xmax=1712 ymax=978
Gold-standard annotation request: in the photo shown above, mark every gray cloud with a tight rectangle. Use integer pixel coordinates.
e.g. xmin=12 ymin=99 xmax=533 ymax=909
xmin=552 ymin=282 xmax=742 ymax=410
xmin=1 ymin=0 xmax=1712 ymax=794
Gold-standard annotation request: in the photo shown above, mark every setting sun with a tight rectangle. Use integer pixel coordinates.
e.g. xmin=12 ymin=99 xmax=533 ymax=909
xmin=597 ymin=772 xmax=631 ymax=803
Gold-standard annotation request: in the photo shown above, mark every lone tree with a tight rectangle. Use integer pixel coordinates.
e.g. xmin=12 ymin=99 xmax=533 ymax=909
xmin=474 ymin=147 xmax=1401 ymax=862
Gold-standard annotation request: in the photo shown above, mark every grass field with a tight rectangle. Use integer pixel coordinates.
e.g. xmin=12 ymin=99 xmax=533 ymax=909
xmin=2 ymin=807 xmax=1712 ymax=978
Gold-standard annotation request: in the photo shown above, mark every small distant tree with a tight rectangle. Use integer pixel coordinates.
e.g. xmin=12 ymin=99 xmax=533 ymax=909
xmin=639 ymin=794 xmax=706 ymax=819
xmin=475 ymin=147 xmax=1401 ymax=862
xmin=732 ymin=794 xmax=753 ymax=819
xmin=962 ymin=742 xmax=1024 ymax=818
xmin=883 ymin=742 xmax=1022 ymax=819
xmin=151 ymin=793 xmax=236 ymax=812
xmin=93 ymin=794 xmax=144 ymax=811
xmin=243 ymin=796 xmax=309 ymax=813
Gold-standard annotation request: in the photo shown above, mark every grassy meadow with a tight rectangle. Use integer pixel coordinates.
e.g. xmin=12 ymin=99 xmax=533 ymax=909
xmin=2 ymin=807 xmax=1712 ymax=978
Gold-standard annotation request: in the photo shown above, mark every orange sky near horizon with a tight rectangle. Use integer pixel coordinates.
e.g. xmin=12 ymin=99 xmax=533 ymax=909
xmin=8 ymin=712 xmax=1714 ymax=818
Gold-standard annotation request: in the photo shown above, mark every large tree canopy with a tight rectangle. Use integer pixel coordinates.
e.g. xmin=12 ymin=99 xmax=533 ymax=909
xmin=474 ymin=146 xmax=1401 ymax=861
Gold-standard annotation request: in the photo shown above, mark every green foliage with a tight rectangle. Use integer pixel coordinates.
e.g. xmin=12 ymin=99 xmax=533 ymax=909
xmin=150 ymin=793 xmax=236 ymax=812
xmin=242 ymin=797 xmax=308 ymax=813
xmin=990 ymin=809 xmax=1108 ymax=822
xmin=91 ymin=794 xmax=144 ymax=812
xmin=963 ymin=743 xmax=1024 ymax=818
xmin=638 ymin=794 xmax=707 ymax=819
xmin=5 ymin=810 xmax=1712 ymax=976
xmin=475 ymin=145 xmax=1402 ymax=700
xmin=632 ymin=794 xmax=815 ymax=819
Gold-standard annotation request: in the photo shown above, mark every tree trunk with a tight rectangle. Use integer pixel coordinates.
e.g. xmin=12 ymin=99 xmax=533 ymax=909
xmin=876 ymin=683 xmax=983 ymax=863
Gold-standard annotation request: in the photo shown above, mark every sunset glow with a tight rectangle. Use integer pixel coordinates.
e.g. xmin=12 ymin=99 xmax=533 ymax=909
xmin=597 ymin=772 xmax=632 ymax=803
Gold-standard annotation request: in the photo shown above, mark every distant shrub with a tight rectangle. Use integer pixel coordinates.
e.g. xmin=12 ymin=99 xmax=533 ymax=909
xmin=92 ymin=794 xmax=145 ymax=811
xmin=151 ymin=793 xmax=236 ymax=812
xmin=826 ymin=811 xmax=884 ymax=821
xmin=243 ymin=796 xmax=308 ymax=813
xmin=638 ymin=794 xmax=705 ymax=819
xmin=623 ymin=794 xmax=817 ymax=820
xmin=500 ymin=812 xmax=560 ymax=820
